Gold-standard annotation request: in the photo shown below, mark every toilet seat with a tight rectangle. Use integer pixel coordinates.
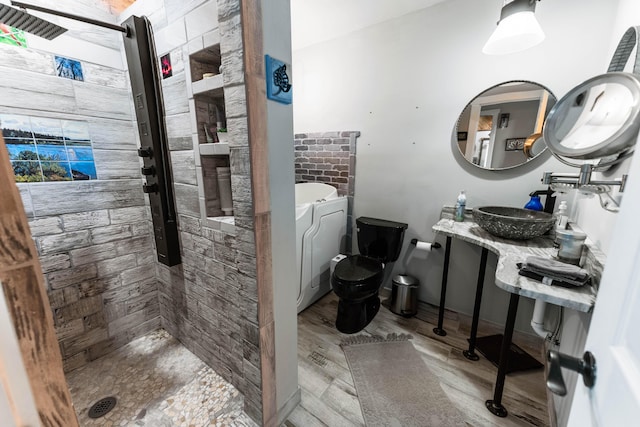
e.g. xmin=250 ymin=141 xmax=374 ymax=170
xmin=334 ymin=255 xmax=383 ymax=283
xmin=332 ymin=255 xmax=384 ymax=300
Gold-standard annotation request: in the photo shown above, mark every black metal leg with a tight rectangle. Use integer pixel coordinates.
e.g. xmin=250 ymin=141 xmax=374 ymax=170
xmin=433 ymin=236 xmax=452 ymax=336
xmin=463 ymin=247 xmax=488 ymax=361
xmin=486 ymin=293 xmax=520 ymax=418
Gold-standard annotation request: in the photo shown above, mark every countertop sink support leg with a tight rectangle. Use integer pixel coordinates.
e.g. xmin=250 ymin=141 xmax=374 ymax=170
xmin=434 ymin=236 xmax=452 ymax=336
xmin=486 ymin=292 xmax=520 ymax=417
xmin=463 ymin=247 xmax=488 ymax=361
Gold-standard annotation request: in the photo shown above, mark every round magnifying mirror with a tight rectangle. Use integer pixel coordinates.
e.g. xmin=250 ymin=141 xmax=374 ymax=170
xmin=543 ymin=72 xmax=640 ymax=162
xmin=455 ymin=81 xmax=556 ymax=170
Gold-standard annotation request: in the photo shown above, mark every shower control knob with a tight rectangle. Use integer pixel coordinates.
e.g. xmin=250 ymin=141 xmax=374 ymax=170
xmin=137 ymin=147 xmax=153 ymax=157
xmin=141 ymin=166 xmax=155 ymax=176
xmin=142 ymin=183 xmax=158 ymax=194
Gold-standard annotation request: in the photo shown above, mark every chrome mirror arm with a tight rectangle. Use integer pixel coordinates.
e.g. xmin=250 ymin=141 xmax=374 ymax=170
xmin=543 ymin=167 xmax=628 ymax=192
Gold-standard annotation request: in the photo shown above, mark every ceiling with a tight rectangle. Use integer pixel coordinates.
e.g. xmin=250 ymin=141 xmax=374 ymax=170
xmin=103 ymin=0 xmax=447 ymax=48
xmin=290 ymin=0 xmax=449 ymax=51
xmin=105 ymin=0 xmax=136 ymax=13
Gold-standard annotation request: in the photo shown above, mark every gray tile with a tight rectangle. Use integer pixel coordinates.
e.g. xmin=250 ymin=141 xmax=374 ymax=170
xmin=61 ymin=210 xmax=110 ymax=231
xmin=39 ymin=230 xmax=91 ymax=255
xmin=30 ymin=180 xmax=144 ymax=216
xmin=29 ymin=216 xmax=63 ymax=237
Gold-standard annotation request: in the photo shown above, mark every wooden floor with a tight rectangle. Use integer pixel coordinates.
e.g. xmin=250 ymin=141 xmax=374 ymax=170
xmin=285 ymin=292 xmax=550 ymax=427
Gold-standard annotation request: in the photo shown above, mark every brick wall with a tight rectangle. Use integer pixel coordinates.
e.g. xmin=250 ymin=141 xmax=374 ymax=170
xmin=295 ymin=131 xmax=359 ymax=249
xmin=294 ymin=131 xmax=358 ymax=196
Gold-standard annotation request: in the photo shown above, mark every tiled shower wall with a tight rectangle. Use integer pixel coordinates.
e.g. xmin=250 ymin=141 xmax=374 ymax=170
xmin=294 ymin=131 xmax=359 ymax=248
xmin=3 ymin=1 xmax=158 ymax=372
xmin=4 ymin=0 xmax=262 ymax=423
xmin=137 ymin=0 xmax=263 ymax=422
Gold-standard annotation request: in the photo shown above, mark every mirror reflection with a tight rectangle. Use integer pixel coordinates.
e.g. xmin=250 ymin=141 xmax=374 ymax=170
xmin=543 ymin=73 xmax=640 ymax=161
xmin=456 ymin=81 xmax=556 ymax=170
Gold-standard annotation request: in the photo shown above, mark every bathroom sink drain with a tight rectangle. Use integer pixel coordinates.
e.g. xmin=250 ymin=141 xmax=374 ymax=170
xmin=88 ymin=396 xmax=117 ymax=419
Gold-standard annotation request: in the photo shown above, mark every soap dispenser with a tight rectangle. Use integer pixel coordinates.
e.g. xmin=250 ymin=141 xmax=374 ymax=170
xmin=556 ymin=201 xmax=569 ymax=230
xmin=524 ymin=195 xmax=543 ymax=211
xmin=455 ymin=190 xmax=466 ymax=222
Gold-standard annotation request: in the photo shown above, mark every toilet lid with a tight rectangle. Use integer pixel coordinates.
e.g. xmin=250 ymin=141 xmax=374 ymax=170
xmin=334 ymin=255 xmax=383 ymax=285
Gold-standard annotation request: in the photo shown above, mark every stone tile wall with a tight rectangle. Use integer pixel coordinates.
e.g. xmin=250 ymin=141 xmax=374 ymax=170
xmin=147 ymin=0 xmax=263 ymax=422
xmin=294 ymin=131 xmax=359 ymax=249
xmin=33 ymin=204 xmax=158 ymax=371
xmin=2 ymin=0 xmax=159 ymax=372
xmin=5 ymin=0 xmax=262 ymax=423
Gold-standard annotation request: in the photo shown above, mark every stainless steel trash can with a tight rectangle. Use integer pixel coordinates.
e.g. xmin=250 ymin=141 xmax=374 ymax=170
xmin=390 ymin=274 xmax=419 ymax=317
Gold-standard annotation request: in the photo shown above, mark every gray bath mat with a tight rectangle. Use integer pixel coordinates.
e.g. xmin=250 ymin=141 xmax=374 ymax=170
xmin=341 ymin=333 xmax=466 ymax=426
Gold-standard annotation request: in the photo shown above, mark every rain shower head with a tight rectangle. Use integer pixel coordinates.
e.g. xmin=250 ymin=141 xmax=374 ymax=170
xmin=0 ymin=3 xmax=67 ymax=40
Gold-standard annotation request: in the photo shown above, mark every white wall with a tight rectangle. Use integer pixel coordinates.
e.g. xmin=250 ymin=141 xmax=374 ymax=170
xmin=554 ymin=1 xmax=640 ymax=424
xmin=262 ymin=0 xmax=300 ymax=422
xmin=573 ymin=0 xmax=640 ymax=254
xmin=292 ymin=0 xmax=618 ymax=332
xmin=0 ymin=283 xmax=40 ymax=427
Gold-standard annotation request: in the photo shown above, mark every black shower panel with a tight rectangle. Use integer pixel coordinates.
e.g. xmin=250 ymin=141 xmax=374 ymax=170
xmin=122 ymin=15 xmax=181 ymax=266
xmin=4 ymin=2 xmax=181 ymax=266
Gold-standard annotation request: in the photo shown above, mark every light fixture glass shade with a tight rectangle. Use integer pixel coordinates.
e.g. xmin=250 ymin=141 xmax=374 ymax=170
xmin=483 ymin=11 xmax=545 ymax=55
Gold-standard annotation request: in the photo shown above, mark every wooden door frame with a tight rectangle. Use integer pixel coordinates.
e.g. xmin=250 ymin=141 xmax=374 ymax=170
xmin=0 ymin=133 xmax=79 ymax=426
xmin=240 ymin=1 xmax=278 ymax=425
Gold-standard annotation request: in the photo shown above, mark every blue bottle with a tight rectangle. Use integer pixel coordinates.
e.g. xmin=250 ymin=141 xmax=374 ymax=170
xmin=524 ymin=195 xmax=543 ymax=211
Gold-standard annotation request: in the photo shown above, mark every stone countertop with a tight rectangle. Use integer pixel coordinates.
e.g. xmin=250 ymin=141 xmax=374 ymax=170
xmin=432 ymin=218 xmax=604 ymax=313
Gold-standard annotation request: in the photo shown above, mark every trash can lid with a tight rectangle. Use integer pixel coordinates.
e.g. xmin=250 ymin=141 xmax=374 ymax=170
xmin=392 ymin=274 xmax=419 ymax=287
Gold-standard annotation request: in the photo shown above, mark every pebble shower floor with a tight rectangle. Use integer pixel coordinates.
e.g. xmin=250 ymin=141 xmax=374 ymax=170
xmin=66 ymin=329 xmax=257 ymax=426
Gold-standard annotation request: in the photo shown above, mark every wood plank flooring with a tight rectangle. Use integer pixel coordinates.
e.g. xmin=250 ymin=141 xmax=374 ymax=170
xmin=285 ymin=291 xmax=550 ymax=427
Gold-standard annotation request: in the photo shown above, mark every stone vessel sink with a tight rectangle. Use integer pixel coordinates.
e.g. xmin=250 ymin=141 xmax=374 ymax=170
xmin=472 ymin=206 xmax=555 ymax=240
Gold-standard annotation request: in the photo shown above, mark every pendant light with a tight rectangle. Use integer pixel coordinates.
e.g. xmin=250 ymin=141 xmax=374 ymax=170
xmin=483 ymin=0 xmax=545 ymax=55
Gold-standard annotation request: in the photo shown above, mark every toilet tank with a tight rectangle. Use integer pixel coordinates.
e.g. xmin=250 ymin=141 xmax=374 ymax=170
xmin=356 ymin=217 xmax=408 ymax=262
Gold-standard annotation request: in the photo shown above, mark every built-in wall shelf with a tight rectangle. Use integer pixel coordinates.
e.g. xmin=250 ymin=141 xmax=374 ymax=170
xmin=204 ymin=216 xmax=235 ymax=235
xmin=189 ymin=41 xmax=221 ymax=85
xmin=199 ymin=142 xmax=229 ymax=156
xmin=188 ymin=36 xmax=234 ymax=226
xmin=192 ymin=74 xmax=224 ymax=98
xmin=189 ymin=41 xmax=226 ymax=145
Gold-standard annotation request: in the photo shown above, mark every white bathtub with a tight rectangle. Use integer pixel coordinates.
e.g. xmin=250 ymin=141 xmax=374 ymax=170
xmin=295 ymin=183 xmax=348 ymax=313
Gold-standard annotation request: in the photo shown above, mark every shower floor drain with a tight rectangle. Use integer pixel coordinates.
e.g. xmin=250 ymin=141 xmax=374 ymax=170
xmin=88 ymin=396 xmax=117 ymax=419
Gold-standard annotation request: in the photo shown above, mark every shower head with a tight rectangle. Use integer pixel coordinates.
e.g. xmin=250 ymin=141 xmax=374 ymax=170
xmin=0 ymin=3 xmax=67 ymax=40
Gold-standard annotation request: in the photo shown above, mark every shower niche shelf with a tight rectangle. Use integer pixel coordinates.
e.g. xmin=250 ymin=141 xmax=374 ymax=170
xmin=188 ymin=38 xmax=234 ymax=227
xmin=199 ymin=142 xmax=229 ymax=156
xmin=190 ymin=41 xmax=222 ymax=87
xmin=200 ymin=154 xmax=233 ymax=221
xmin=189 ymin=40 xmax=227 ymax=147
xmin=192 ymin=73 xmax=223 ymax=96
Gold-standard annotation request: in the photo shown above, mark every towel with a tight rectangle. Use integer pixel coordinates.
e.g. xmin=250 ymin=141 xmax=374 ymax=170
xmin=518 ymin=256 xmax=590 ymax=287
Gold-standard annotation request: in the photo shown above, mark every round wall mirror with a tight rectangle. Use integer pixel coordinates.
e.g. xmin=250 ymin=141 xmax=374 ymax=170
xmin=455 ymin=81 xmax=556 ymax=170
xmin=543 ymin=72 xmax=640 ymax=165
